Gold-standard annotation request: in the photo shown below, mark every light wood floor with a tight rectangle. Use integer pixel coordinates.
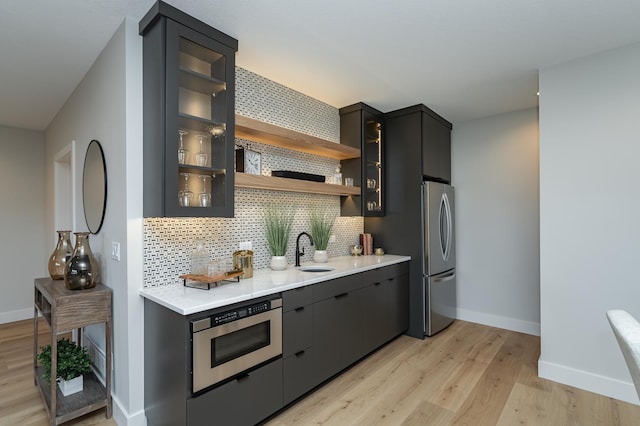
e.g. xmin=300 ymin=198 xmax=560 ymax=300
xmin=266 ymin=320 xmax=640 ymax=425
xmin=2 ymin=319 xmax=639 ymax=425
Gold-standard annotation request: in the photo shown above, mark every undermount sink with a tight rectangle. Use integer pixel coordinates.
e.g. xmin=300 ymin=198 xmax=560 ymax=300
xmin=298 ymin=266 xmax=336 ymax=273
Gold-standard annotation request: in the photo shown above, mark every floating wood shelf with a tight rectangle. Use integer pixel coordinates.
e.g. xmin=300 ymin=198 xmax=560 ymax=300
xmin=235 ymin=173 xmax=360 ymax=196
xmin=235 ymin=115 xmax=360 ymax=160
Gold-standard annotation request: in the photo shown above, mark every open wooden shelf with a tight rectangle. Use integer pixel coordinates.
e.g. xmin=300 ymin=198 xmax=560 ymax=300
xmin=235 ymin=173 xmax=360 ymax=196
xmin=235 ymin=115 xmax=360 ymax=160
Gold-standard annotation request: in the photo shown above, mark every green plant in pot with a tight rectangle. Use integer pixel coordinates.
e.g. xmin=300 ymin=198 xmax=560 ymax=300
xmin=264 ymin=203 xmax=294 ymax=270
xmin=38 ymin=338 xmax=92 ymax=396
xmin=310 ymin=207 xmax=336 ymax=263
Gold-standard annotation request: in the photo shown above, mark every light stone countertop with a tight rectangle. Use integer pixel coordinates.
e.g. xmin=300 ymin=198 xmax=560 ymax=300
xmin=139 ymin=254 xmax=411 ymax=315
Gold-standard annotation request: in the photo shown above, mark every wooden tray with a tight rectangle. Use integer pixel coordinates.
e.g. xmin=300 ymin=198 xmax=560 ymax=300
xmin=180 ymin=270 xmax=243 ymax=290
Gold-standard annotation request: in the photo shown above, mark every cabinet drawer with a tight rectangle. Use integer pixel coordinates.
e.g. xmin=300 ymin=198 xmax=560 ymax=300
xmin=361 ymin=267 xmax=386 ymax=285
xmin=283 ymin=285 xmax=313 ymax=312
xmin=283 ymin=347 xmax=316 ymax=405
xmin=187 ymin=359 xmax=283 ymax=426
xmin=312 ymin=274 xmax=363 ymax=303
xmin=283 ymin=305 xmax=313 ymax=357
xmin=385 ymin=262 xmax=409 ymax=280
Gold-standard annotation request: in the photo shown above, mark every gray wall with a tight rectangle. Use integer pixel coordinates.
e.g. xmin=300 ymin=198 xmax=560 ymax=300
xmin=0 ymin=126 xmax=46 ymax=322
xmin=45 ymin=18 xmax=145 ymax=425
xmin=452 ymin=108 xmax=540 ymax=335
xmin=539 ymin=41 xmax=640 ymax=405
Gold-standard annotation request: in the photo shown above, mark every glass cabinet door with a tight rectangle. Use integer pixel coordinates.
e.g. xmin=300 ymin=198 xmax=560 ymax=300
xmin=141 ymin=6 xmax=237 ymax=218
xmin=339 ymin=103 xmax=385 ymax=217
xmin=363 ymin=117 xmax=383 ymax=215
xmin=165 ymin=20 xmax=235 ymax=217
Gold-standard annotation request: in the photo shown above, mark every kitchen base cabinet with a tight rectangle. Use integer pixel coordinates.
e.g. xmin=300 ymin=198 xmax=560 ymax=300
xmin=280 ymin=262 xmax=410 ymax=407
xmin=313 ymin=290 xmax=364 ymax=383
xmin=282 ymin=284 xmax=315 ymax=406
xmin=187 ymin=359 xmax=283 ymax=426
xmin=283 ymin=347 xmax=316 ymax=405
xmin=361 ymin=280 xmax=391 ymax=353
xmin=361 ymin=262 xmax=410 ymax=354
xmin=389 ymin=272 xmax=410 ymax=336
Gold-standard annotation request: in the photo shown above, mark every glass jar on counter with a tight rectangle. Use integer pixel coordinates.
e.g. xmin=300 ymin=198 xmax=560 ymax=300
xmin=190 ymin=239 xmax=209 ymax=275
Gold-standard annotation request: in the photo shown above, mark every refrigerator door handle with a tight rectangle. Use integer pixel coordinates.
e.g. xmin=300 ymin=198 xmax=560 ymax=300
xmin=439 ymin=192 xmax=453 ymax=261
xmin=433 ymin=271 xmax=456 ymax=283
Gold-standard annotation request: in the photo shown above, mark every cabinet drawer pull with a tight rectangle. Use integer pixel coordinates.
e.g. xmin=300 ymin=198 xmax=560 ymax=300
xmin=236 ymin=373 xmax=250 ymax=382
xmin=295 ymin=306 xmax=305 ymax=312
xmin=335 ymin=292 xmax=348 ymax=299
xmin=295 ymin=350 xmax=306 ymax=357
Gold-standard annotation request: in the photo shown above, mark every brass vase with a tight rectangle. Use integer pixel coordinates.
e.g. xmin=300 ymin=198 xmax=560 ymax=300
xmin=64 ymin=232 xmax=100 ymax=290
xmin=48 ymin=230 xmax=73 ymax=280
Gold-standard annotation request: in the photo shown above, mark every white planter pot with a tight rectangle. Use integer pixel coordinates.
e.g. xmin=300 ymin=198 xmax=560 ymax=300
xmin=313 ymin=250 xmax=328 ymax=263
xmin=270 ymin=256 xmax=287 ymax=270
xmin=58 ymin=375 xmax=83 ymax=396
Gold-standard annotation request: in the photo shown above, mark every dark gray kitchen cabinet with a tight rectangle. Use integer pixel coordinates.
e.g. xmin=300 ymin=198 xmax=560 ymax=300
xmin=282 ymin=262 xmax=409 ymax=405
xmin=367 ymin=104 xmax=451 ymax=339
xmin=389 ymin=271 xmax=410 ymax=336
xmin=313 ymin=289 xmax=364 ymax=383
xmin=361 ymin=262 xmax=410 ymax=354
xmin=144 ymin=296 xmax=283 ymax=426
xmin=282 ymin=285 xmax=315 ymax=405
xmin=382 ymin=104 xmax=452 ymax=184
xmin=422 ymin=110 xmax=452 ymax=183
xmin=339 ymin=102 xmax=385 ymax=217
xmin=187 ymin=359 xmax=282 ymax=426
xmin=140 ymin=1 xmax=237 ymax=217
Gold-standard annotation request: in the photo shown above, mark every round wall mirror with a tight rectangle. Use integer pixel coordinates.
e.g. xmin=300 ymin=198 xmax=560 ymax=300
xmin=83 ymin=140 xmax=107 ymax=234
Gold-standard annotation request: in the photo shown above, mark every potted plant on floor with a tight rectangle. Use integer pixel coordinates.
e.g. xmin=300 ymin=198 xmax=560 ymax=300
xmin=264 ymin=204 xmax=295 ymax=270
xmin=310 ymin=207 xmax=336 ymax=263
xmin=38 ymin=338 xmax=93 ymax=397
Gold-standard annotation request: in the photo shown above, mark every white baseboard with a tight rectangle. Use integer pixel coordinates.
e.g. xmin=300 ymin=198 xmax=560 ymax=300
xmin=0 ymin=307 xmax=33 ymax=324
xmin=112 ymin=394 xmax=147 ymax=426
xmin=456 ymin=307 xmax=540 ymax=336
xmin=538 ymin=359 xmax=640 ymax=406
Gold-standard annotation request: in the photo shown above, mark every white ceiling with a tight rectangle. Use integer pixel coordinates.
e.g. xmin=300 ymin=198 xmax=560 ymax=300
xmin=2 ymin=0 xmax=640 ymax=131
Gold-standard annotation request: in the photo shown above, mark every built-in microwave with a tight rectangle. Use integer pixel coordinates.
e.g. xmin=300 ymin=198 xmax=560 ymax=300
xmin=190 ymin=297 xmax=282 ymax=393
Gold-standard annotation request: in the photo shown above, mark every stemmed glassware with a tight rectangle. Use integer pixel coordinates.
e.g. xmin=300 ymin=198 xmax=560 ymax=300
xmin=199 ymin=175 xmax=211 ymax=207
xmin=196 ymin=135 xmax=208 ymax=167
xmin=178 ymin=173 xmax=193 ymax=207
xmin=178 ymin=129 xmax=188 ymax=165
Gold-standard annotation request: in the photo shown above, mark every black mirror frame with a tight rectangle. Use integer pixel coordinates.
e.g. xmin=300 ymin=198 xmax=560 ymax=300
xmin=82 ymin=139 xmax=108 ymax=234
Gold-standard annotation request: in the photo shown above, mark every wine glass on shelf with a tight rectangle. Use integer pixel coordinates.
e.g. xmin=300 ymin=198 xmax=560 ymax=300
xmin=199 ymin=175 xmax=211 ymax=207
xmin=178 ymin=130 xmax=188 ymax=165
xmin=178 ymin=173 xmax=193 ymax=207
xmin=196 ymin=135 xmax=208 ymax=167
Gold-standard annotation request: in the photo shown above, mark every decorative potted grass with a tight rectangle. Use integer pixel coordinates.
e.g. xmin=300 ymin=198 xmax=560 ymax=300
xmin=38 ymin=338 xmax=93 ymax=396
xmin=264 ymin=204 xmax=295 ymax=270
xmin=310 ymin=207 xmax=336 ymax=263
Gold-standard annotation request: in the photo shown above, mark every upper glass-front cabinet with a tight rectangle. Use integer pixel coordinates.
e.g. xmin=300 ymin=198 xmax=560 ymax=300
xmin=339 ymin=103 xmax=385 ymax=217
xmin=140 ymin=1 xmax=238 ymax=217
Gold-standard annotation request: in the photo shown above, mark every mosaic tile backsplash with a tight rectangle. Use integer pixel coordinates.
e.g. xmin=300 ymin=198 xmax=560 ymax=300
xmin=143 ymin=67 xmax=363 ymax=287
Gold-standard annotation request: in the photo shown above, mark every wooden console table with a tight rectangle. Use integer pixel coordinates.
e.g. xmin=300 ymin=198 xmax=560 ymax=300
xmin=33 ymin=277 xmax=112 ymax=425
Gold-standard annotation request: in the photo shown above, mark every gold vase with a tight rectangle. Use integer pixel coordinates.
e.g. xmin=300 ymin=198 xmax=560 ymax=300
xmin=48 ymin=231 xmax=73 ymax=280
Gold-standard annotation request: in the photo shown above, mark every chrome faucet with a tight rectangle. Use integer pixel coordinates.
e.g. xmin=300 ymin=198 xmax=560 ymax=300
xmin=295 ymin=232 xmax=314 ymax=267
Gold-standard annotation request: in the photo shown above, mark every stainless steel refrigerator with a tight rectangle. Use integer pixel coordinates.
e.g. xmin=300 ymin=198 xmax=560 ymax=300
xmin=422 ymin=181 xmax=456 ymax=336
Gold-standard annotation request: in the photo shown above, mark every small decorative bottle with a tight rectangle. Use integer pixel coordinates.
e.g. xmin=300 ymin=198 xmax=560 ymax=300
xmin=190 ymin=239 xmax=209 ymax=275
xmin=65 ymin=232 xmax=100 ymax=290
xmin=48 ymin=230 xmax=73 ymax=280
xmin=333 ymin=164 xmax=342 ymax=185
